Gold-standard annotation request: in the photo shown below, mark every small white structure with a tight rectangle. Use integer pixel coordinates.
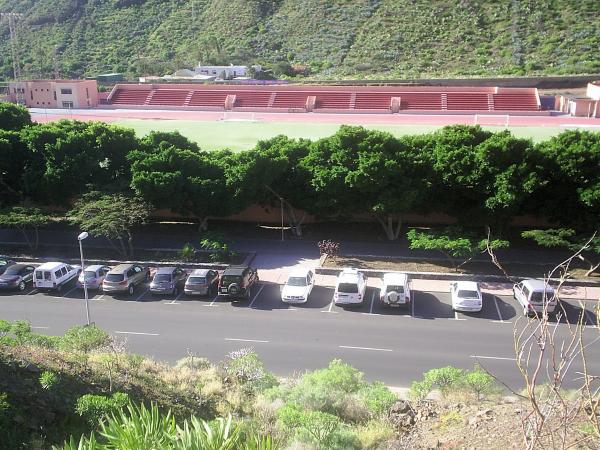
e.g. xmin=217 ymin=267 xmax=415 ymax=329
xmin=194 ymin=64 xmax=261 ymax=79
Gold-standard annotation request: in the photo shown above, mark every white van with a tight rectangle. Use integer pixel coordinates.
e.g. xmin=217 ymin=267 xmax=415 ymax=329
xmin=34 ymin=262 xmax=80 ymax=292
xmin=513 ymin=279 xmax=557 ymax=316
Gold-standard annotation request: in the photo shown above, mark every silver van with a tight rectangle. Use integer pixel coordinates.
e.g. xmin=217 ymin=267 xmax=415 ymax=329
xmin=513 ymin=279 xmax=557 ymax=316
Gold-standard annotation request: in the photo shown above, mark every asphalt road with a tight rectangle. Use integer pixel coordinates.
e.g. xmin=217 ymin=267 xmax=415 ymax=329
xmin=1 ymin=275 xmax=598 ymax=390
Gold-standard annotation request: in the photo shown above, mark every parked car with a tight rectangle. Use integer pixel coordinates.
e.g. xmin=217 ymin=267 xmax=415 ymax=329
xmin=333 ymin=268 xmax=367 ymax=306
xmin=34 ymin=262 xmax=81 ymax=292
xmin=0 ymin=257 xmax=16 ymax=276
xmin=513 ymin=279 xmax=557 ymax=317
xmin=184 ymin=269 xmax=219 ymax=296
xmin=380 ymin=273 xmax=411 ymax=307
xmin=150 ymin=266 xmax=187 ymax=296
xmin=281 ymin=268 xmax=314 ymax=304
xmin=450 ymin=281 xmax=482 ymax=312
xmin=77 ymin=265 xmax=111 ymax=290
xmin=0 ymin=264 xmax=36 ymax=291
xmin=102 ymin=264 xmax=150 ymax=296
xmin=218 ymin=265 xmax=259 ymax=300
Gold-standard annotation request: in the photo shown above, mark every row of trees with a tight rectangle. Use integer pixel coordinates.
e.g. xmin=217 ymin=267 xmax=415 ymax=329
xmin=1 ymin=103 xmax=599 ymax=242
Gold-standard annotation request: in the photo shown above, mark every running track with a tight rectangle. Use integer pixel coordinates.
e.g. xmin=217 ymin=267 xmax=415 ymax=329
xmin=29 ymin=107 xmax=600 ymax=128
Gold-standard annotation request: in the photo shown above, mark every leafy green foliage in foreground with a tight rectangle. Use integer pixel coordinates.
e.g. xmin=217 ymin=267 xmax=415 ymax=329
xmin=0 ymin=0 xmax=598 ymax=80
xmin=0 ymin=321 xmax=398 ymax=449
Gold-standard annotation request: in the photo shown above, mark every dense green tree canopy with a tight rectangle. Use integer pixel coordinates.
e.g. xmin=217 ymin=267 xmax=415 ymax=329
xmin=0 ymin=103 xmax=32 ymax=131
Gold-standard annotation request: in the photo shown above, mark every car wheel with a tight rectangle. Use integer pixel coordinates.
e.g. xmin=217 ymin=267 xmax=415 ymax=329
xmin=128 ymin=285 xmax=135 ymax=296
xmin=18 ymin=281 xmax=26 ymax=291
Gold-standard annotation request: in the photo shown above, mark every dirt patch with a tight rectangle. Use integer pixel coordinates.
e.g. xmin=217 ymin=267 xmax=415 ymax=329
xmin=324 ymin=256 xmax=597 ymax=280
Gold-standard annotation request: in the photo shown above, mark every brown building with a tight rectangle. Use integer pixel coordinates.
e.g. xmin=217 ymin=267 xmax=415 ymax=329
xmin=7 ymin=79 xmax=98 ymax=109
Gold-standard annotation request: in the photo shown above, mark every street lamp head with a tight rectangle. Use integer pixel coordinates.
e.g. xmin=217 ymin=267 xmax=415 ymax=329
xmin=78 ymin=232 xmax=89 ymax=241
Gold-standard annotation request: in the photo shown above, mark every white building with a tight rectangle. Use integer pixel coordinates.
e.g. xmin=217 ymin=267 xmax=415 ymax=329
xmin=194 ymin=64 xmax=261 ymax=79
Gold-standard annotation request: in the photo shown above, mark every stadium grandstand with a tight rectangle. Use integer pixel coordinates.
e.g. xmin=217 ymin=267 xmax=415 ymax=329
xmin=105 ymin=84 xmax=545 ymax=115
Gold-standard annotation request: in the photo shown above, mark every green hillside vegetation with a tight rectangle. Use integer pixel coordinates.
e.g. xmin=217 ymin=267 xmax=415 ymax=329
xmin=0 ymin=0 xmax=598 ymax=80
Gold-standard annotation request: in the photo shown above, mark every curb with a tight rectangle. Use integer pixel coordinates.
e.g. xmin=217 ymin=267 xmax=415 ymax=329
xmin=315 ymin=266 xmax=600 ymax=287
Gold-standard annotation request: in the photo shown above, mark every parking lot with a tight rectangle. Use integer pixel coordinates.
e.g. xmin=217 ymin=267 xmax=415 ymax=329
xmin=1 ymin=262 xmax=598 ymax=388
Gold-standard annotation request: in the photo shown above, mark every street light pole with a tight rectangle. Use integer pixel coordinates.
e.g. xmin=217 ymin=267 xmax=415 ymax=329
xmin=78 ymin=232 xmax=90 ymax=325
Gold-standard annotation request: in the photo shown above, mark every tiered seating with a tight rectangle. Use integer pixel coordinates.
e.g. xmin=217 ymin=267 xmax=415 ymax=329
xmin=492 ymin=93 xmax=539 ymax=111
xmin=233 ymin=91 xmax=271 ymax=108
xmin=315 ymin=92 xmax=352 ymax=109
xmin=446 ymin=93 xmax=489 ymax=111
xmin=110 ymin=89 xmax=151 ymax=105
xmin=272 ymin=91 xmax=310 ymax=109
xmin=399 ymin=93 xmax=442 ymax=110
xmin=188 ymin=90 xmax=228 ymax=107
xmin=148 ymin=89 xmax=188 ymax=106
xmin=354 ymin=93 xmax=393 ymax=110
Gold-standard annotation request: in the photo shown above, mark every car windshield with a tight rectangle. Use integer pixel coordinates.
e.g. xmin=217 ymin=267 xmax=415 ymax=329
xmin=83 ymin=271 xmax=97 ymax=279
xmin=287 ymin=277 xmax=307 ymax=286
xmin=386 ymin=285 xmax=404 ymax=293
xmin=221 ymin=275 xmax=241 ymax=285
xmin=458 ymin=290 xmax=479 ymax=299
xmin=154 ymin=274 xmax=172 ymax=282
xmin=188 ymin=277 xmax=206 ymax=284
xmin=4 ymin=266 xmax=22 ymax=275
xmin=338 ymin=283 xmax=358 ymax=293
xmin=105 ymin=274 xmax=124 ymax=282
xmin=531 ymin=291 xmax=553 ymax=303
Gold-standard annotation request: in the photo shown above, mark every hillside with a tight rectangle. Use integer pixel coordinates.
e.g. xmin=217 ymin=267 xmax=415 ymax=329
xmin=0 ymin=0 xmax=599 ymax=81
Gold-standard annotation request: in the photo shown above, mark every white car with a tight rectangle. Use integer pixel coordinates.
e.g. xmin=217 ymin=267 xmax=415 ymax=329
xmin=380 ymin=273 xmax=411 ymax=307
xmin=513 ymin=279 xmax=557 ymax=316
xmin=333 ymin=268 xmax=367 ymax=305
xmin=450 ymin=281 xmax=483 ymax=312
xmin=34 ymin=262 xmax=81 ymax=292
xmin=281 ymin=268 xmax=314 ymax=304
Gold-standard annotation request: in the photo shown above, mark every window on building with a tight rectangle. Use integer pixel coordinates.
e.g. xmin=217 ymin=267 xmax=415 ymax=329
xmin=86 ymin=87 xmax=89 ymax=98
xmin=30 ymin=91 xmax=33 ymax=100
xmin=53 ymin=91 xmax=57 ymax=100
xmin=60 ymin=88 xmax=72 ymax=95
xmin=62 ymin=101 xmax=74 ymax=108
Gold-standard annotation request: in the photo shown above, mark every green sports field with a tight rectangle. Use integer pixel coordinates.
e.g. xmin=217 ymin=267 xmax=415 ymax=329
xmin=114 ymin=118 xmax=574 ymax=151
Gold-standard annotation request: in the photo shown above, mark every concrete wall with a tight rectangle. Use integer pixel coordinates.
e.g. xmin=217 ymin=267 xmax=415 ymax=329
xmin=586 ymin=82 xmax=600 ymax=100
xmin=7 ymin=80 xmax=98 ymax=108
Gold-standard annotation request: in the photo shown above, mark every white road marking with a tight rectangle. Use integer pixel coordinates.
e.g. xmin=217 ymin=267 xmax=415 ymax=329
xmin=26 ymin=289 xmax=37 ymax=295
xmin=249 ymin=284 xmax=266 ymax=308
xmin=453 ymin=311 xmax=466 ymax=321
xmin=206 ymin=294 xmax=220 ymax=307
xmin=583 ymin=306 xmax=596 ymax=328
xmin=95 ymin=294 xmax=105 ymax=301
xmin=64 ymin=286 xmax=78 ymax=297
xmin=369 ymin=290 xmax=375 ymax=314
xmin=470 ymin=355 xmax=516 ymax=361
xmin=491 ymin=320 xmax=512 ymax=324
xmin=327 ymin=297 xmax=335 ymax=312
xmin=114 ymin=331 xmax=159 ymax=336
xmin=493 ymin=296 xmax=505 ymax=322
xmin=31 ymin=326 xmax=49 ymax=329
xmin=339 ymin=345 xmax=393 ymax=352
xmin=135 ymin=288 xmax=149 ymax=302
xmin=225 ymin=338 xmax=269 ymax=343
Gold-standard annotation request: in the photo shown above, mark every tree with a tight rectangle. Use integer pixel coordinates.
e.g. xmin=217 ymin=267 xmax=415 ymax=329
xmin=0 ymin=206 xmax=54 ymax=251
xmin=129 ymin=145 xmax=232 ymax=231
xmin=0 ymin=130 xmax=29 ymax=205
xmin=522 ymin=228 xmax=600 ymax=276
xmin=302 ymin=126 xmax=432 ymax=240
xmin=67 ymin=192 xmax=151 ymax=259
xmin=462 ymin=365 xmax=498 ymax=401
xmin=139 ymin=130 xmax=199 ymax=153
xmin=0 ymin=102 xmax=32 ymax=131
xmin=406 ymin=226 xmax=509 ymax=271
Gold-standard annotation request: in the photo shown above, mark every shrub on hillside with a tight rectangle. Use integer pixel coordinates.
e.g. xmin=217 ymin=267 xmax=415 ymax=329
xmin=75 ymin=392 xmax=130 ymax=427
xmin=58 ymin=325 xmax=110 ymax=353
xmin=223 ymin=348 xmax=277 ymax=394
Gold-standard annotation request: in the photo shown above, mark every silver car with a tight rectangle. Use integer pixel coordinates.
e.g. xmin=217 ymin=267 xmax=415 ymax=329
xmin=150 ymin=267 xmax=187 ymax=296
xmin=102 ymin=264 xmax=150 ymax=296
xmin=77 ymin=265 xmax=111 ymax=290
xmin=184 ymin=269 xmax=219 ymax=296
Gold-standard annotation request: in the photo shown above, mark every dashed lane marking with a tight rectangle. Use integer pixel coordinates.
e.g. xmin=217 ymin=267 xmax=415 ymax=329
xmin=115 ymin=331 xmax=159 ymax=336
xmin=225 ymin=338 xmax=269 ymax=343
xmin=470 ymin=355 xmax=516 ymax=361
xmin=339 ymin=345 xmax=393 ymax=352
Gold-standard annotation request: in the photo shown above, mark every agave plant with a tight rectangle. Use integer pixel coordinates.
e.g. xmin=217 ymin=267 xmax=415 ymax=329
xmin=243 ymin=434 xmax=278 ymax=450
xmin=51 ymin=433 xmax=100 ymax=450
xmin=177 ymin=415 xmax=240 ymax=450
xmin=99 ymin=402 xmax=177 ymax=449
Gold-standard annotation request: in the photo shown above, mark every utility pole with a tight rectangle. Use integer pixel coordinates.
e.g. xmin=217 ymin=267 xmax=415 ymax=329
xmin=1 ymin=12 xmax=23 ymax=80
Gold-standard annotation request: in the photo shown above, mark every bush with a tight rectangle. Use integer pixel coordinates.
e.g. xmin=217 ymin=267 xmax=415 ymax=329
xmin=11 ymin=320 xmax=31 ymax=344
xmin=59 ymin=325 xmax=110 ymax=353
xmin=176 ymin=355 xmax=212 ymax=371
xmin=409 ymin=380 xmax=433 ymax=402
xmin=423 ymin=366 xmax=464 ymax=395
xmin=200 ymin=232 xmax=235 ymax=263
xmin=39 ymin=371 xmax=60 ymax=390
xmin=278 ymin=404 xmax=345 ymax=449
xmin=355 ymin=420 xmax=394 ymax=449
xmin=358 ymin=382 xmax=397 ymax=417
xmin=223 ymin=349 xmax=277 ymax=394
xmin=180 ymin=243 xmax=196 ymax=262
xmin=75 ymin=392 xmax=130 ymax=426
xmin=462 ymin=365 xmax=499 ymax=401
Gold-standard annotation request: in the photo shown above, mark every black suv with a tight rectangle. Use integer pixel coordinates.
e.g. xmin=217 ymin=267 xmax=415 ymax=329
xmin=218 ymin=265 xmax=259 ymax=299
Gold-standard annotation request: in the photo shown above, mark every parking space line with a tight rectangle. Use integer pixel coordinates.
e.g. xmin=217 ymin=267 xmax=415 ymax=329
xmin=63 ymin=286 xmax=79 ymax=297
xmin=470 ymin=355 xmax=516 ymax=361
xmin=225 ymin=338 xmax=269 ymax=343
xmin=135 ymin=288 xmax=149 ymax=302
xmin=96 ymin=293 xmax=105 ymax=301
xmin=31 ymin=326 xmax=49 ymax=329
xmin=453 ymin=311 xmax=466 ymax=321
xmin=26 ymin=289 xmax=37 ymax=295
xmin=249 ymin=284 xmax=266 ymax=309
xmin=339 ymin=345 xmax=393 ymax=352
xmin=493 ymin=296 xmax=505 ymax=322
xmin=115 ymin=330 xmax=159 ymax=336
xmin=205 ymin=294 xmax=220 ymax=307
xmin=583 ymin=304 xmax=596 ymax=327
xmin=491 ymin=320 xmax=513 ymax=324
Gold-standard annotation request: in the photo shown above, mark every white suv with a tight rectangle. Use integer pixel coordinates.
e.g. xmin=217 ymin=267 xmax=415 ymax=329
xmin=380 ymin=273 xmax=411 ymax=307
xmin=333 ymin=268 xmax=367 ymax=305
